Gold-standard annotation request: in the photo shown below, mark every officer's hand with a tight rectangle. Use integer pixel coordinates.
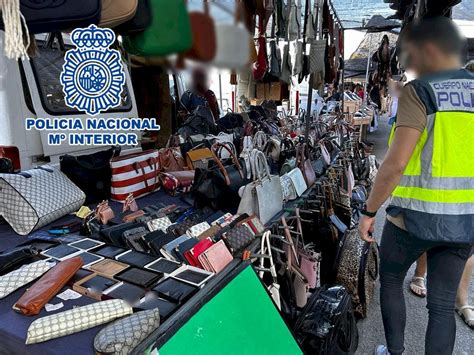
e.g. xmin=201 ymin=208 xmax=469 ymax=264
xmin=359 ymin=215 xmax=376 ymax=243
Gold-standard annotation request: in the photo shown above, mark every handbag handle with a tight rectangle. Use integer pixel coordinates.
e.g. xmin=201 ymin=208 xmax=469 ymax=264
xmin=259 ymin=231 xmax=278 ymax=281
xmin=210 ymin=143 xmax=244 ymax=185
xmin=133 ymin=157 xmax=158 ymax=193
xmin=253 ymin=150 xmax=271 ymax=182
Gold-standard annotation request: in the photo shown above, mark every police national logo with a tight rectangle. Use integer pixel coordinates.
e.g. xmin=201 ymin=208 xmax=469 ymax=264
xmin=60 ymin=25 xmax=126 ymax=116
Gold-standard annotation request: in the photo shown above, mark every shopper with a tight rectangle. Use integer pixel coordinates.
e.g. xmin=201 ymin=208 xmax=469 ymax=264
xmin=387 ymin=80 xmax=402 ymax=126
xmin=180 ymin=67 xmax=220 ymax=121
xmin=358 ymin=17 xmax=474 ymax=355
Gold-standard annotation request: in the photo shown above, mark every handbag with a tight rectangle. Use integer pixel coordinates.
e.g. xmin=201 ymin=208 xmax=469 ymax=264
xmin=99 ymin=0 xmax=138 ymax=28
xmin=212 ymin=24 xmax=252 ymax=69
xmin=159 ymin=171 xmax=194 ymax=196
xmin=0 ymin=166 xmax=86 ymax=235
xmin=60 ymin=146 xmax=120 ymax=204
xmin=287 ymin=167 xmax=307 ymax=196
xmin=252 ymin=33 xmax=268 ymax=81
xmin=115 ymin=0 xmax=152 ymax=35
xmin=335 ymin=229 xmax=379 ymax=318
xmin=94 ymin=309 xmax=160 ymax=355
xmin=296 ymin=143 xmax=316 ymax=187
xmin=184 ymin=0 xmax=217 ymax=62
xmin=186 ymin=147 xmax=213 ymax=170
xmin=280 ymin=174 xmax=297 ymax=202
xmin=110 ymin=150 xmax=159 ymax=202
xmin=192 ymin=143 xmax=247 ymax=212
xmin=96 ymin=200 xmax=115 ymax=225
xmin=158 ymin=147 xmax=185 ymax=172
xmin=237 ymin=150 xmax=283 ymax=225
xmin=257 ymin=231 xmax=281 ymax=309
xmin=222 ymin=224 xmax=255 ymax=254
xmin=0 ymin=146 xmax=20 ymax=172
xmin=123 ymin=0 xmax=192 ymax=56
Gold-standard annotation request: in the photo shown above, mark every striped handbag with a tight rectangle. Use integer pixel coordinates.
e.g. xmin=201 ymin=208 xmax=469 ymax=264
xmin=110 ymin=150 xmax=159 ymax=202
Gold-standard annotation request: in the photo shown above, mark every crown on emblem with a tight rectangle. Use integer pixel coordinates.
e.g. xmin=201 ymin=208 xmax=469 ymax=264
xmin=71 ymin=25 xmax=115 ymax=50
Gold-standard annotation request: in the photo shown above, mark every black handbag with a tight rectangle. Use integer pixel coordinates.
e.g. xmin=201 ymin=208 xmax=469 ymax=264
xmin=60 ymin=146 xmax=120 ymax=204
xmin=115 ymin=0 xmax=152 ymax=35
xmin=178 ymin=106 xmax=217 ymax=139
xmin=0 ymin=245 xmax=39 ymax=276
xmin=192 ymin=143 xmax=247 ymax=212
xmin=12 ymin=0 xmax=101 ymax=33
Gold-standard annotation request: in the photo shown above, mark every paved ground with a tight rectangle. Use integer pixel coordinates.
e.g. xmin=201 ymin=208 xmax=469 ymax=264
xmin=355 ymin=115 xmax=473 ymax=355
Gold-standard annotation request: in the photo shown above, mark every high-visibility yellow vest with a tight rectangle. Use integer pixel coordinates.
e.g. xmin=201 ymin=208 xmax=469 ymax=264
xmin=388 ymin=69 xmax=474 ymax=215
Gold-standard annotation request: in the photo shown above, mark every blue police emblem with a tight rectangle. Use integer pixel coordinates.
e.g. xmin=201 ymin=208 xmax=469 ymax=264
xmin=60 ymin=25 xmax=126 ymax=116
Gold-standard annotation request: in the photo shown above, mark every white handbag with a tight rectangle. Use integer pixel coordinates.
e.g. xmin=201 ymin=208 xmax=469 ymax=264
xmin=287 ymin=167 xmax=307 ymax=196
xmin=238 ymin=150 xmax=283 ymax=225
xmin=258 ymin=231 xmax=281 ymax=310
xmin=0 ymin=166 xmax=86 ymax=235
xmin=280 ymin=174 xmax=298 ymax=202
xmin=212 ymin=24 xmax=251 ymax=69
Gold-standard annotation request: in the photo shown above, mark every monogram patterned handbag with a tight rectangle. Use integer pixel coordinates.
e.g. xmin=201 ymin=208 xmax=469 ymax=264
xmin=222 ymin=224 xmax=255 ymax=254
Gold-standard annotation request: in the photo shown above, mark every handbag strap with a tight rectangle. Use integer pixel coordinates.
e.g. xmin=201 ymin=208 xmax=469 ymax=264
xmin=133 ymin=157 xmax=158 ymax=193
xmin=258 ymin=231 xmax=278 ymax=281
xmin=210 ymin=143 xmax=244 ymax=185
xmin=253 ymin=150 xmax=271 ymax=182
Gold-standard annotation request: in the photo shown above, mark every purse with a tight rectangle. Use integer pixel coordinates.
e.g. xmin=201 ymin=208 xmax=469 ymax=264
xmin=123 ymin=0 xmax=192 ymax=56
xmin=184 ymin=0 xmax=217 ymax=62
xmin=296 ymin=143 xmax=316 ymax=187
xmin=198 ymin=240 xmax=233 ymax=273
xmin=110 ymin=150 xmax=159 ymax=202
xmin=192 ymin=143 xmax=247 ymax=212
xmin=99 ymin=0 xmax=138 ymax=28
xmin=96 ymin=200 xmax=115 ymax=225
xmin=159 ymin=171 xmax=195 ymax=196
xmin=60 ymin=147 xmax=120 ymax=204
xmin=0 ymin=166 xmax=86 ymax=235
xmin=115 ymin=0 xmax=152 ymax=35
xmin=0 ymin=245 xmax=39 ymax=276
xmin=186 ymin=147 xmax=213 ymax=170
xmin=26 ymin=300 xmax=133 ymax=344
xmin=158 ymin=148 xmax=185 ymax=172
xmin=238 ymin=150 xmax=284 ymax=225
xmin=94 ymin=309 xmax=160 ymax=355
xmin=14 ymin=257 xmax=83 ymax=316
xmin=287 ymin=167 xmax=307 ymax=196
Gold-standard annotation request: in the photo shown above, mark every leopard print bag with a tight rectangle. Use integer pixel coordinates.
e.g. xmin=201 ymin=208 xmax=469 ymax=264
xmin=335 ymin=228 xmax=379 ymax=318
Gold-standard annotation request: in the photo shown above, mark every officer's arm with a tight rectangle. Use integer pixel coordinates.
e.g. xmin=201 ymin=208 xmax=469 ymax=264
xmin=366 ymin=126 xmax=421 ymax=212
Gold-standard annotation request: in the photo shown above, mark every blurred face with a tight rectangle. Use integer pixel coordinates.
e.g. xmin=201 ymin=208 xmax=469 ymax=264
xmin=192 ymin=69 xmax=208 ymax=91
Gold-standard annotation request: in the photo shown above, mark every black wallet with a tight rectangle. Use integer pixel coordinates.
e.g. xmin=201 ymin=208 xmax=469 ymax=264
xmin=152 ymin=278 xmax=198 ymax=304
xmin=100 ymin=222 xmax=145 ymax=248
xmin=123 ymin=226 xmax=149 ymax=253
xmin=175 ymin=238 xmax=199 ymax=262
xmin=145 ymin=232 xmax=177 ymax=256
xmin=135 ymin=294 xmax=179 ymax=320
xmin=116 ymin=250 xmax=157 ymax=268
xmin=115 ymin=267 xmax=163 ymax=288
xmin=105 ymin=282 xmax=146 ymax=305
xmin=91 ymin=245 xmax=126 ymax=259
xmin=146 ymin=258 xmax=181 ymax=274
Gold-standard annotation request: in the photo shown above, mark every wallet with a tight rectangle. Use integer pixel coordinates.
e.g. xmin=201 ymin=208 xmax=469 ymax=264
xmin=152 ymin=278 xmax=198 ymax=304
xmin=89 ymin=259 xmax=129 ymax=279
xmin=100 ymin=222 xmax=144 ymax=248
xmin=104 ymin=282 xmax=146 ymax=305
xmin=75 ymin=252 xmax=103 ymax=267
xmin=115 ymin=267 xmax=163 ymax=289
xmin=122 ymin=210 xmax=145 ymax=223
xmin=147 ymin=216 xmax=173 ymax=232
xmin=122 ymin=226 xmax=149 ymax=252
xmin=90 ymin=245 xmax=127 ymax=259
xmin=145 ymin=258 xmax=181 ymax=275
xmin=41 ymin=244 xmax=81 ymax=260
xmin=174 ymin=238 xmax=199 ymax=263
xmin=172 ymin=267 xmax=213 ymax=287
xmin=0 ymin=245 xmax=39 ymax=276
xmin=196 ymin=225 xmax=222 ymax=241
xmin=184 ymin=238 xmax=213 ymax=267
xmin=73 ymin=273 xmax=119 ymax=300
xmin=69 ymin=238 xmax=104 ymax=251
xmin=161 ymin=235 xmax=191 ymax=261
xmin=198 ymin=240 xmax=233 ymax=274
xmin=135 ymin=295 xmax=178 ymax=321
xmin=13 ymin=257 xmax=83 ymax=315
xmin=116 ymin=251 xmax=157 ymax=268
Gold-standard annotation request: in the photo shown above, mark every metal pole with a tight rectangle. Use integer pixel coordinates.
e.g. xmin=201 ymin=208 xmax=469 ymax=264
xmin=218 ymin=74 xmax=223 ymax=109
xmin=341 ymin=29 xmax=345 ymax=114
xmin=304 ymin=74 xmax=314 ymax=142
xmin=363 ymin=35 xmax=372 ymax=104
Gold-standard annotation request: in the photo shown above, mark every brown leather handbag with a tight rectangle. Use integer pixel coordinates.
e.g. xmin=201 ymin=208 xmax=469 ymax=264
xmin=297 ymin=143 xmax=316 ymax=187
xmin=158 ymin=148 xmax=185 ymax=172
xmin=100 ymin=0 xmax=138 ymax=28
xmin=13 ymin=257 xmax=83 ymax=316
xmin=185 ymin=0 xmax=217 ymax=62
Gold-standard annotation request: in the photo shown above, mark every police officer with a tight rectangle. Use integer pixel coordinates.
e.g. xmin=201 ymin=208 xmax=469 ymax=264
xmin=358 ymin=17 xmax=474 ymax=355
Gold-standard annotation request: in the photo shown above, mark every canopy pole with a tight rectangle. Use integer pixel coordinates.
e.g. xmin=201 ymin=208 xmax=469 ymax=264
xmin=363 ymin=35 xmax=372 ymax=104
xmin=341 ymin=29 xmax=345 ymax=113
xmin=218 ymin=74 xmax=223 ymax=109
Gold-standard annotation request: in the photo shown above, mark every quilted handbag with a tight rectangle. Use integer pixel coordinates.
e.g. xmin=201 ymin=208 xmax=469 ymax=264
xmin=184 ymin=0 xmax=217 ymax=62
xmin=60 ymin=146 xmax=121 ymax=204
xmin=26 ymin=300 xmax=133 ymax=344
xmin=0 ymin=167 xmax=85 ymax=235
xmin=309 ymin=39 xmax=327 ymax=74
xmin=110 ymin=150 xmax=159 ymax=202
xmin=99 ymin=0 xmax=138 ymax=28
xmin=115 ymin=0 xmax=152 ymax=35
xmin=94 ymin=309 xmax=160 ymax=355
xmin=222 ymin=224 xmax=255 ymax=254
xmin=335 ymin=229 xmax=379 ymax=318
xmin=123 ymin=0 xmax=192 ymax=56
xmin=212 ymin=24 xmax=252 ymax=69
xmin=237 ymin=150 xmax=284 ymax=225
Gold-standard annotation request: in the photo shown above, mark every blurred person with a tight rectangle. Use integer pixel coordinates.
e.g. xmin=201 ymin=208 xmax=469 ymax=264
xmin=357 ymin=17 xmax=473 ymax=355
xmin=388 ymin=80 xmax=403 ymax=126
xmin=180 ymin=67 xmax=220 ymax=121
xmin=355 ymin=84 xmax=364 ymax=99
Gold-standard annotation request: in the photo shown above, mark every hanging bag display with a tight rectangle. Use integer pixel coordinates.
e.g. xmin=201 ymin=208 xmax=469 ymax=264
xmin=123 ymin=0 xmax=192 ymax=57
xmin=115 ymin=0 xmax=152 ymax=35
xmin=0 ymin=167 xmax=86 ymax=235
xmin=99 ymin=0 xmax=138 ymax=28
xmin=296 ymin=143 xmax=316 ymax=187
xmin=60 ymin=146 xmax=121 ymax=204
xmin=252 ymin=23 xmax=268 ymax=81
xmin=110 ymin=150 xmax=160 ymax=202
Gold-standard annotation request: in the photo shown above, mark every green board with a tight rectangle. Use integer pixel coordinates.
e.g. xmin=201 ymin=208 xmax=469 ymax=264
xmin=159 ymin=266 xmax=302 ymax=355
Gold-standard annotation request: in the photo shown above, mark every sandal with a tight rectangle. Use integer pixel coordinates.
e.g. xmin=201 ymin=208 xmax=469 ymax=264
xmin=456 ymin=305 xmax=474 ymax=330
xmin=409 ymin=276 xmax=427 ymax=298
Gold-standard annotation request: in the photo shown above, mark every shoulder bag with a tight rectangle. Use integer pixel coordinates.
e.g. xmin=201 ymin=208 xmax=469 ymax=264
xmin=99 ymin=0 xmax=138 ymax=28
xmin=184 ymin=0 xmax=217 ymax=62
xmin=296 ymin=143 xmax=316 ymax=187
xmin=115 ymin=0 xmax=152 ymax=35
